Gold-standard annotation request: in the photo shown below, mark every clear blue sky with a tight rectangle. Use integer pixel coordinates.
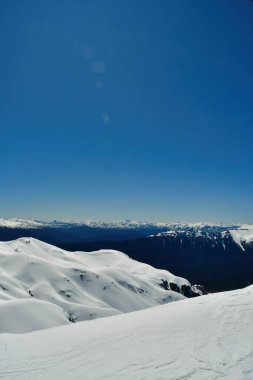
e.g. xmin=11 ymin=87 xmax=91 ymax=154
xmin=0 ymin=0 xmax=253 ymax=223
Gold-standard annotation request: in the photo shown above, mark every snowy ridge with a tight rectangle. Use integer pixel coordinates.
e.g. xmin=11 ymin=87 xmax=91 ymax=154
xmin=229 ymin=224 xmax=253 ymax=251
xmin=149 ymin=224 xmax=253 ymax=250
xmin=1 ymin=285 xmax=253 ymax=379
xmin=0 ymin=217 xmax=241 ymax=230
xmin=0 ymin=238 xmax=201 ymax=333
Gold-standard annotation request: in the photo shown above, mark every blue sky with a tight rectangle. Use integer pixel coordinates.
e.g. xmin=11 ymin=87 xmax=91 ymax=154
xmin=0 ymin=0 xmax=253 ymax=222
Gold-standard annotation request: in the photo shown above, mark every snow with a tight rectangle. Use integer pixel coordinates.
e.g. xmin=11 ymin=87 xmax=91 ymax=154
xmin=0 ymin=236 xmax=252 ymax=378
xmin=0 ymin=299 xmax=70 ymax=333
xmin=149 ymin=224 xmax=253 ymax=252
xmin=0 ymin=238 xmax=197 ymax=332
xmin=230 ymin=225 xmax=253 ymax=251
xmin=0 ymin=218 xmax=45 ymax=229
xmin=0 ymin=217 xmax=242 ymax=230
xmin=149 ymin=224 xmax=241 ymax=238
xmin=1 ymin=285 xmax=253 ymax=379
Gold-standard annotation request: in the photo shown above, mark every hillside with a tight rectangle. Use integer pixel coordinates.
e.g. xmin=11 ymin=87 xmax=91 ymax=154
xmin=0 ymin=238 xmax=201 ymax=333
xmin=1 ymin=285 xmax=253 ymax=379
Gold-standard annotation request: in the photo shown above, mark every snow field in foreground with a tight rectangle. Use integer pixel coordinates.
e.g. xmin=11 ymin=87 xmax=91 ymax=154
xmin=1 ymin=285 xmax=253 ymax=379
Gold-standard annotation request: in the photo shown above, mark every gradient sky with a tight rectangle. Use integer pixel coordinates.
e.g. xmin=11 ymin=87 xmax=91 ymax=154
xmin=0 ymin=0 xmax=253 ymax=223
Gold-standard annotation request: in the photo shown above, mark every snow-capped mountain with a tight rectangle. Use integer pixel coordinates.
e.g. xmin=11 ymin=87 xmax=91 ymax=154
xmin=0 ymin=218 xmax=241 ymax=243
xmin=66 ymin=224 xmax=253 ymax=293
xmin=1 ymin=219 xmax=252 ymax=292
xmin=1 ymin=285 xmax=253 ymax=379
xmin=229 ymin=224 xmax=253 ymax=251
xmin=149 ymin=223 xmax=253 ymax=251
xmin=0 ymin=218 xmax=164 ymax=229
xmin=0 ymin=218 xmax=239 ymax=230
xmin=0 ymin=238 xmax=202 ymax=333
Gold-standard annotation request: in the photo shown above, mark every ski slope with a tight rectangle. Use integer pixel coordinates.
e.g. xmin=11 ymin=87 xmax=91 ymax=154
xmin=0 ymin=238 xmax=200 ymax=332
xmin=1 ymin=285 xmax=253 ymax=379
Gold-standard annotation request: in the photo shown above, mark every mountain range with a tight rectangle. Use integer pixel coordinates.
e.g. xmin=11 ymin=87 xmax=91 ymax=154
xmin=56 ymin=222 xmax=253 ymax=292
xmin=0 ymin=218 xmax=240 ymax=242
xmin=1 ymin=219 xmax=253 ymax=292
xmin=0 ymin=227 xmax=253 ymax=378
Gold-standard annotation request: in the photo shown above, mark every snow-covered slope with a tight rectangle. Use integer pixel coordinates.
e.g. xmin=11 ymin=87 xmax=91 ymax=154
xmin=0 ymin=299 xmax=71 ymax=333
xmin=229 ymin=224 xmax=253 ymax=251
xmin=149 ymin=223 xmax=253 ymax=250
xmin=0 ymin=238 xmax=201 ymax=333
xmin=1 ymin=286 xmax=253 ymax=379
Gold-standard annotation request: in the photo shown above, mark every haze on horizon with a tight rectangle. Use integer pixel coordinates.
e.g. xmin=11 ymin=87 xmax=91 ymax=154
xmin=0 ymin=0 xmax=253 ymax=223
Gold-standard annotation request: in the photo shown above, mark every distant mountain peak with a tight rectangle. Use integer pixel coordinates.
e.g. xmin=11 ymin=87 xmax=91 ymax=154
xmin=0 ymin=217 xmax=242 ymax=230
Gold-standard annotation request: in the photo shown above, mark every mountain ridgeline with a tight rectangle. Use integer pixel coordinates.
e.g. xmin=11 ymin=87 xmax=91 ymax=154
xmin=59 ymin=225 xmax=253 ymax=293
xmin=0 ymin=219 xmax=253 ymax=292
xmin=0 ymin=238 xmax=203 ymax=333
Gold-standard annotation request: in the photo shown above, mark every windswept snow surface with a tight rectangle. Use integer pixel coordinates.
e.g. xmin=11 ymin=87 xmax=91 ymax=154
xmin=1 ymin=286 xmax=253 ymax=379
xmin=0 ymin=238 xmax=199 ymax=333
xmin=0 ymin=299 xmax=70 ymax=333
